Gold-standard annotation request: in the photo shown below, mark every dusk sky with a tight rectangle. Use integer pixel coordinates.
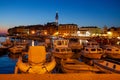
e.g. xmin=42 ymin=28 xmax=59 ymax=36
xmin=0 ymin=0 xmax=120 ymax=33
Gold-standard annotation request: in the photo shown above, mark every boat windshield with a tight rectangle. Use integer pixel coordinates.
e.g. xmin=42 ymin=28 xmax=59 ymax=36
xmin=107 ymin=49 xmax=112 ymax=51
xmin=56 ymin=49 xmax=59 ymax=52
xmin=91 ymin=49 xmax=96 ymax=51
xmin=61 ymin=49 xmax=66 ymax=52
xmin=57 ymin=41 xmax=62 ymax=45
xmin=67 ymin=49 xmax=71 ymax=52
xmin=97 ymin=49 xmax=102 ymax=51
xmin=85 ymin=49 xmax=89 ymax=51
xmin=115 ymin=50 xmax=119 ymax=51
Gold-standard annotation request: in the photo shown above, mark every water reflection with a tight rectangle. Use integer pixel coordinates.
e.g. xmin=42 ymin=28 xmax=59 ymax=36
xmin=0 ymin=54 xmax=17 ymax=74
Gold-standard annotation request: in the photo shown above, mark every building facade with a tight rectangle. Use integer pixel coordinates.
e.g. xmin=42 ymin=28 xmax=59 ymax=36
xmin=78 ymin=26 xmax=102 ymax=36
xmin=58 ymin=24 xmax=78 ymax=36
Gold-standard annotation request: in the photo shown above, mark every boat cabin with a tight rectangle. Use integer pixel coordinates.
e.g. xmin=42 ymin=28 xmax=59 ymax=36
xmin=104 ymin=47 xmax=120 ymax=54
xmin=55 ymin=47 xmax=72 ymax=53
xmin=84 ymin=41 xmax=99 ymax=47
xmin=53 ymin=39 xmax=69 ymax=48
xmin=84 ymin=47 xmax=103 ymax=54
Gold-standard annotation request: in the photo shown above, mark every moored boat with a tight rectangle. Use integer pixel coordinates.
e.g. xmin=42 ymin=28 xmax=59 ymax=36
xmin=9 ymin=45 xmax=26 ymax=54
xmin=84 ymin=41 xmax=100 ymax=48
xmin=53 ymin=39 xmax=69 ymax=48
xmin=52 ymin=47 xmax=74 ymax=59
xmin=1 ymin=37 xmax=13 ymax=47
xmin=80 ymin=47 xmax=103 ymax=59
xmin=14 ymin=46 xmax=56 ymax=74
xmin=68 ymin=38 xmax=83 ymax=50
xmin=103 ymin=45 xmax=120 ymax=59
xmin=93 ymin=60 xmax=120 ymax=73
xmin=61 ymin=58 xmax=99 ymax=73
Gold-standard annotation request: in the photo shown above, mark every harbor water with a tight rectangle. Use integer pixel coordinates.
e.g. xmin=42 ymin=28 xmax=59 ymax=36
xmin=1 ymin=36 xmax=120 ymax=74
xmin=0 ymin=37 xmax=17 ymax=74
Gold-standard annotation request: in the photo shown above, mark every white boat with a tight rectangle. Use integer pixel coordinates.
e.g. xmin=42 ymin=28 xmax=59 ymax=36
xmin=93 ymin=60 xmax=120 ymax=73
xmin=1 ymin=37 xmax=13 ymax=48
xmin=61 ymin=59 xmax=99 ymax=73
xmin=84 ymin=41 xmax=100 ymax=48
xmin=81 ymin=47 xmax=103 ymax=59
xmin=14 ymin=46 xmax=56 ymax=74
xmin=52 ymin=47 xmax=74 ymax=59
xmin=14 ymin=40 xmax=29 ymax=46
xmin=69 ymin=38 xmax=83 ymax=50
xmin=103 ymin=45 xmax=120 ymax=59
xmin=53 ymin=39 xmax=69 ymax=48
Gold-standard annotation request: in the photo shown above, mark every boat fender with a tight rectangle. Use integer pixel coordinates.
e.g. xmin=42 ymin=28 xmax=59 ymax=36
xmin=26 ymin=66 xmax=32 ymax=72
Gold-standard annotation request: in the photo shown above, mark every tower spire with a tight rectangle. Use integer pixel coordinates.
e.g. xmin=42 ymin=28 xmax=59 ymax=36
xmin=55 ymin=11 xmax=58 ymax=25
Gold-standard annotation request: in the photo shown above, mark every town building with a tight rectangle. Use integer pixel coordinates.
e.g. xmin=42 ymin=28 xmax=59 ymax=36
xmin=78 ymin=26 xmax=102 ymax=37
xmin=58 ymin=24 xmax=78 ymax=36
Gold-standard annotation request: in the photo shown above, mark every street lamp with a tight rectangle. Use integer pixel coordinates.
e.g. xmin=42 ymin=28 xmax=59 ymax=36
xmin=31 ymin=30 xmax=35 ymax=34
xmin=31 ymin=30 xmax=35 ymax=46
xmin=107 ymin=31 xmax=112 ymax=38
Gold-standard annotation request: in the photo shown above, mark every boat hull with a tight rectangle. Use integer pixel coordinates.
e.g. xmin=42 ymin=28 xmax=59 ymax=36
xmin=93 ymin=60 xmax=120 ymax=73
xmin=15 ymin=57 xmax=56 ymax=74
xmin=61 ymin=59 xmax=99 ymax=73
xmin=106 ymin=53 xmax=120 ymax=59
xmin=53 ymin=52 xmax=74 ymax=59
xmin=81 ymin=53 xmax=102 ymax=59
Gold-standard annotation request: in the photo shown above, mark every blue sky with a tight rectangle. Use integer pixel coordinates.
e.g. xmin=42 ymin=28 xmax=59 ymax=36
xmin=0 ymin=0 xmax=120 ymax=32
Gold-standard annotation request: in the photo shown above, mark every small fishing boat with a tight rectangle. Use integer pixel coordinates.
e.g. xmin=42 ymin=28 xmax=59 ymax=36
xmin=103 ymin=45 xmax=120 ymax=59
xmin=9 ymin=45 xmax=26 ymax=54
xmin=1 ymin=37 xmax=13 ymax=48
xmin=53 ymin=39 xmax=69 ymax=48
xmin=14 ymin=46 xmax=56 ymax=74
xmin=69 ymin=38 xmax=83 ymax=50
xmin=61 ymin=59 xmax=99 ymax=73
xmin=93 ymin=60 xmax=120 ymax=73
xmin=80 ymin=47 xmax=103 ymax=59
xmin=52 ymin=47 xmax=74 ymax=59
xmin=84 ymin=41 xmax=100 ymax=48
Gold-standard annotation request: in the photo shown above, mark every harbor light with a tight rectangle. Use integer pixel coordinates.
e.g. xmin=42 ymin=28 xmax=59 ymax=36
xmin=53 ymin=32 xmax=59 ymax=36
xmin=44 ymin=31 xmax=47 ymax=35
xmin=117 ymin=37 xmax=120 ymax=39
xmin=107 ymin=31 xmax=112 ymax=35
xmin=107 ymin=31 xmax=112 ymax=38
xmin=31 ymin=30 xmax=35 ymax=34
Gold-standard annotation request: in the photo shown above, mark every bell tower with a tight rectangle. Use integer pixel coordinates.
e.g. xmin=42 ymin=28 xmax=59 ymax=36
xmin=55 ymin=11 xmax=58 ymax=25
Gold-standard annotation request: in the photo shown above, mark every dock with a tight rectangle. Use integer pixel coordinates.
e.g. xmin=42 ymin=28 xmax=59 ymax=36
xmin=0 ymin=74 xmax=120 ymax=80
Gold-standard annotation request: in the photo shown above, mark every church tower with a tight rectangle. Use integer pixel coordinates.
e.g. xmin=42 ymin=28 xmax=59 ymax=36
xmin=55 ymin=12 xmax=58 ymax=25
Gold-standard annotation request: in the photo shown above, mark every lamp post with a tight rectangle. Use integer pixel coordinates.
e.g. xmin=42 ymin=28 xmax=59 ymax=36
xmin=107 ymin=31 xmax=112 ymax=39
xmin=31 ymin=30 xmax=35 ymax=46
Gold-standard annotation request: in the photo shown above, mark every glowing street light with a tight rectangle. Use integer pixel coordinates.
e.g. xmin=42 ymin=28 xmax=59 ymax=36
xmin=107 ymin=31 xmax=112 ymax=38
xmin=53 ymin=32 xmax=59 ymax=36
xmin=31 ymin=30 xmax=35 ymax=46
xmin=107 ymin=31 xmax=112 ymax=35
xmin=31 ymin=30 xmax=35 ymax=34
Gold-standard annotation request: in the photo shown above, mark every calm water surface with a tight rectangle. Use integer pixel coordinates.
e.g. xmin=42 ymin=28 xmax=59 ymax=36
xmin=0 ymin=37 xmax=18 ymax=74
xmin=0 ymin=54 xmax=18 ymax=74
